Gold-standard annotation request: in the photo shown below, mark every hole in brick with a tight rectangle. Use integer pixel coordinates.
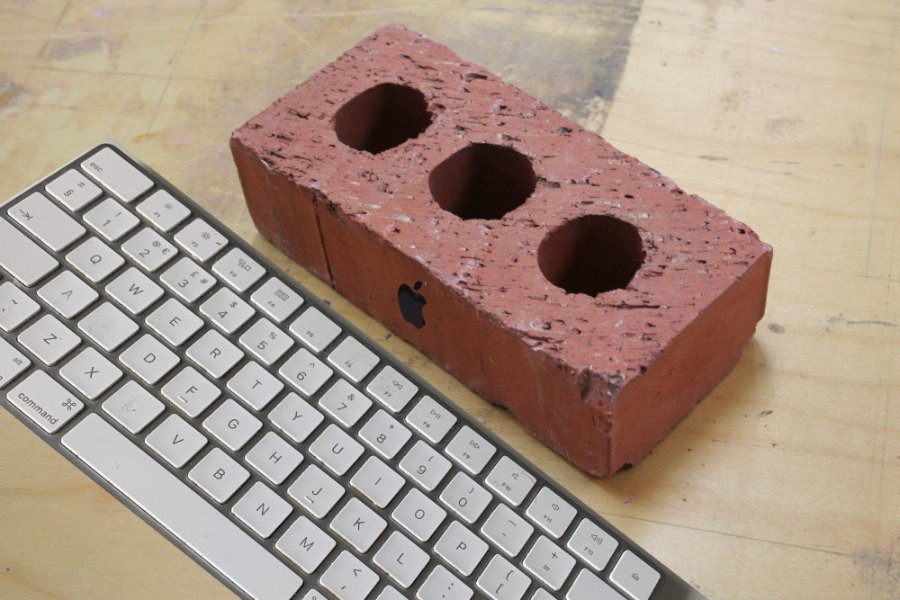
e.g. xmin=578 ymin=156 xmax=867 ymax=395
xmin=429 ymin=143 xmax=536 ymax=220
xmin=538 ymin=215 xmax=644 ymax=296
xmin=334 ymin=83 xmax=432 ymax=154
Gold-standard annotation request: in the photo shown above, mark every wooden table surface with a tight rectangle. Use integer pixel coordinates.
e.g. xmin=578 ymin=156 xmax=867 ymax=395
xmin=0 ymin=1 xmax=897 ymax=599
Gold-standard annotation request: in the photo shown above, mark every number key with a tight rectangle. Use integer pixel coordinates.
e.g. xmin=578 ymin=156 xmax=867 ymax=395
xmin=358 ymin=409 xmax=411 ymax=459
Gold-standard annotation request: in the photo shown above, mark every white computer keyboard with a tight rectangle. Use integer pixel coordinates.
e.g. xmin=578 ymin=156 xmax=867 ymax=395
xmin=0 ymin=144 xmax=706 ymax=600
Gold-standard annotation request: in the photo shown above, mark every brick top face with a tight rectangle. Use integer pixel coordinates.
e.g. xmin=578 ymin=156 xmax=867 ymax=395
xmin=233 ymin=24 xmax=771 ymax=388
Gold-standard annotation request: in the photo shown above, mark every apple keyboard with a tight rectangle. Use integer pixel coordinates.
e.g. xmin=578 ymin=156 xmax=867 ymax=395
xmin=0 ymin=144 xmax=706 ymax=600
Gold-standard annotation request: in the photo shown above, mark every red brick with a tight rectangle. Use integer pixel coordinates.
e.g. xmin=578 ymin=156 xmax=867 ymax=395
xmin=231 ymin=25 xmax=772 ymax=476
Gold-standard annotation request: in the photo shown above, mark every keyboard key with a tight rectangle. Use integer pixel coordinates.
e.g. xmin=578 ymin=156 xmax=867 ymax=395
xmin=405 ymin=396 xmax=456 ymax=443
xmin=0 ymin=337 xmax=31 ymax=389
xmin=319 ymin=378 xmax=372 ymax=428
xmin=526 ymin=487 xmax=577 ymax=539
xmin=0 ymin=281 xmax=40 ymax=332
xmin=358 ymin=409 xmax=411 ymax=459
xmin=145 ymin=413 xmax=207 ymax=468
xmin=62 ymin=414 xmax=302 ymax=600
xmin=279 ymin=347 xmax=332 ymax=397
xmin=227 ymin=360 xmax=284 ymax=411
xmin=7 ymin=370 xmax=83 ymax=433
xmin=327 ymin=336 xmax=379 ymax=383
xmin=567 ymin=569 xmax=626 ymax=600
xmin=102 ymin=380 xmax=165 ymax=434
xmin=137 ymin=190 xmax=190 ymax=231
xmin=232 ymin=481 xmax=293 ymax=538
xmin=434 ymin=520 xmax=489 ymax=577
xmin=417 ymin=565 xmax=472 ymax=600
xmin=482 ymin=503 xmax=534 ymax=557
xmin=83 ymin=197 xmax=140 ymax=241
xmin=239 ymin=317 xmax=293 ymax=365
xmin=212 ymin=247 xmax=265 ymax=292
xmin=202 ymin=398 xmax=261 ymax=451
xmin=160 ymin=257 xmax=216 ymax=303
xmin=81 ymin=147 xmax=153 ymax=202
xmin=245 ymin=431 xmax=303 ymax=485
xmin=268 ymin=392 xmax=324 ymax=443
xmin=439 ymin=471 xmax=493 ymax=525
xmin=533 ymin=589 xmax=556 ymax=600
xmin=330 ymin=497 xmax=386 ymax=552
xmin=251 ymin=276 xmax=303 ymax=322
xmin=120 ymin=334 xmax=179 ymax=385
xmin=38 ymin=270 xmax=98 ymax=318
xmin=373 ymin=531 xmax=429 ymax=589
xmin=66 ymin=236 xmax=124 ymax=283
xmin=121 ymin=227 xmax=177 ymax=272
xmin=161 ymin=366 xmax=220 ymax=418
xmin=399 ymin=440 xmax=452 ymax=491
xmin=174 ymin=218 xmax=227 ymax=262
xmin=200 ymin=287 xmax=254 ymax=334
xmin=523 ymin=536 xmax=576 ymax=590
xmin=276 ymin=515 xmax=336 ymax=574
xmin=59 ymin=346 xmax=122 ymax=399
xmin=105 ymin=267 xmax=164 ymax=315
xmin=446 ymin=425 xmax=496 ymax=475
xmin=9 ymin=192 xmax=86 ymax=251
xmin=287 ymin=464 xmax=344 ymax=519
xmin=289 ymin=306 xmax=340 ymax=352
xmin=188 ymin=447 xmax=250 ymax=503
xmin=375 ymin=588 xmax=405 ymax=600
xmin=392 ymin=487 xmax=446 ymax=542
xmin=485 ymin=456 xmax=536 ymax=507
xmin=349 ymin=456 xmax=404 ymax=509
xmin=146 ymin=298 xmax=204 ymax=346
xmin=18 ymin=314 xmax=81 ymax=365
xmin=609 ymin=551 xmax=660 ymax=600
xmin=366 ymin=365 xmax=417 ymax=413
xmin=320 ymin=551 xmax=378 ymax=600
xmin=186 ymin=329 xmax=243 ymax=379
xmin=309 ymin=424 xmax=364 ymax=476
xmin=45 ymin=168 xmax=102 ymax=211
xmin=0 ymin=218 xmax=58 ymax=287
xmin=477 ymin=555 xmax=531 ymax=600
xmin=78 ymin=301 xmax=138 ymax=351
xmin=567 ymin=518 xmax=618 ymax=571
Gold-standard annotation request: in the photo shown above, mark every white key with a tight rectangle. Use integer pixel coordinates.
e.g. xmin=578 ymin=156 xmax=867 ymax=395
xmin=239 ymin=317 xmax=293 ymax=365
xmin=188 ymin=447 xmax=250 ymax=503
xmin=523 ymin=536 xmax=576 ymax=591
xmin=358 ymin=409 xmax=411 ymax=459
xmin=439 ymin=471 xmax=492 ymax=524
xmin=186 ymin=329 xmax=243 ymax=379
xmin=309 ymin=424 xmax=364 ymax=476
xmin=175 ymin=218 xmax=227 ymax=262
xmin=161 ymin=366 xmax=220 ymax=418
xmin=526 ymin=488 xmax=577 ymax=539
xmin=567 ymin=569 xmax=626 ymax=600
xmin=392 ymin=487 xmax=446 ymax=542
xmin=486 ymin=456 xmax=537 ymax=507
xmin=290 ymin=307 xmax=341 ymax=352
xmin=477 ymin=555 xmax=531 ymax=600
xmin=7 ymin=370 xmax=83 ymax=433
xmin=609 ymin=551 xmax=660 ymax=600
xmin=279 ymin=348 xmax=332 ymax=397
xmin=276 ymin=515 xmax=336 ymax=574
xmin=232 ymin=481 xmax=293 ymax=538
xmin=202 ymin=398 xmax=262 ymax=451
xmin=121 ymin=227 xmax=177 ymax=272
xmin=78 ymin=301 xmax=138 ymax=351
xmin=200 ymin=287 xmax=254 ymax=334
xmin=251 ymin=277 xmax=303 ymax=323
xmin=38 ymin=270 xmax=98 ymax=318
xmin=10 ymin=192 xmax=85 ymax=251
xmin=366 ymin=365 xmax=417 ymax=413
xmin=59 ymin=346 xmax=122 ymax=399
xmin=373 ymin=531 xmax=429 ymax=589
xmin=330 ymin=497 xmax=386 ymax=552
xmin=227 ymin=360 xmax=284 ymax=411
xmin=212 ymin=247 xmax=265 ymax=292
xmin=0 ymin=218 xmax=58 ymax=287
xmin=434 ymin=520 xmax=489 ymax=577
xmin=376 ymin=587 xmax=406 ymax=600
xmin=446 ymin=426 xmax=495 ymax=475
xmin=145 ymin=298 xmax=204 ymax=346
xmin=400 ymin=440 xmax=452 ymax=491
xmin=319 ymin=378 xmax=372 ymax=428
xmin=102 ymin=380 xmax=165 ymax=433
xmin=567 ymin=519 xmax=618 ymax=571
xmin=83 ymin=197 xmax=140 ymax=241
xmin=327 ymin=336 xmax=378 ymax=383
xmin=45 ymin=168 xmax=102 ymax=211
xmin=137 ymin=190 xmax=190 ymax=231
xmin=105 ymin=267 xmax=164 ymax=315
xmin=62 ymin=414 xmax=302 ymax=600
xmin=245 ymin=431 xmax=303 ymax=485
xmin=0 ymin=337 xmax=30 ymax=389
xmin=18 ymin=314 xmax=80 ymax=365
xmin=268 ymin=392 xmax=324 ymax=443
xmin=66 ymin=236 xmax=123 ymax=283
xmin=320 ymin=551 xmax=379 ymax=600
xmin=532 ymin=589 xmax=556 ymax=600
xmin=349 ymin=456 xmax=404 ymax=509
xmin=145 ymin=413 xmax=207 ymax=468
xmin=81 ymin=147 xmax=153 ymax=202
xmin=417 ymin=565 xmax=472 ymax=600
xmin=120 ymin=334 xmax=179 ymax=385
xmin=406 ymin=396 xmax=457 ymax=444
xmin=482 ymin=503 xmax=535 ymax=557
xmin=287 ymin=464 xmax=344 ymax=519
xmin=0 ymin=281 xmax=40 ymax=332
xmin=160 ymin=257 xmax=217 ymax=303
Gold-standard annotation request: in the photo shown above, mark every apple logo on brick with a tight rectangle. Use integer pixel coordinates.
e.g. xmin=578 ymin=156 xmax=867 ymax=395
xmin=398 ymin=281 xmax=426 ymax=328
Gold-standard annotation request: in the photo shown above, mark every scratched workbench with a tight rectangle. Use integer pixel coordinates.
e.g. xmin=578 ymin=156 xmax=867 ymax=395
xmin=0 ymin=1 xmax=896 ymax=599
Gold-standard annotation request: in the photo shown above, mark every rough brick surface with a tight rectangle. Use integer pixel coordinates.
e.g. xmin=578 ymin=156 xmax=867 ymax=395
xmin=231 ymin=25 xmax=772 ymax=476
